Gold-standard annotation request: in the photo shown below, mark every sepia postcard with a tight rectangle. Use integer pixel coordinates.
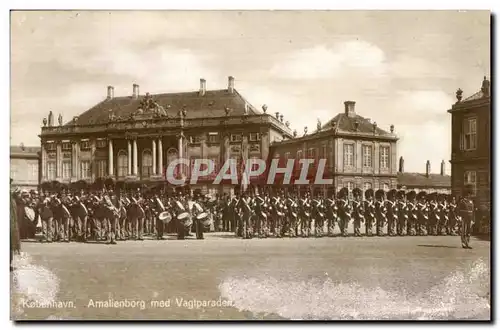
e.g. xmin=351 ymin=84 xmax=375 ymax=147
xmin=9 ymin=10 xmax=491 ymax=321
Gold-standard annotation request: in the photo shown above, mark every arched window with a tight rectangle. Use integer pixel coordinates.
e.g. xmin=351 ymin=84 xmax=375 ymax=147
xmin=142 ymin=149 xmax=153 ymax=177
xmin=117 ymin=150 xmax=128 ymax=177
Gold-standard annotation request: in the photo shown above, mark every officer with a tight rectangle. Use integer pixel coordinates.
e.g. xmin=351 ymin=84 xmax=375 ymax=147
xmin=459 ymin=184 xmax=475 ymax=249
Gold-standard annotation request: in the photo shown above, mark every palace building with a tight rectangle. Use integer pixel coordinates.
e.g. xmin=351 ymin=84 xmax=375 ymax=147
xmin=268 ymin=101 xmax=399 ymax=196
xmin=448 ymin=76 xmax=491 ymax=211
xmin=39 ymin=77 xmax=293 ymax=195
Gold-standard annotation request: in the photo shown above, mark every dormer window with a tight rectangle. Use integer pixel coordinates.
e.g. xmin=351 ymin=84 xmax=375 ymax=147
xmin=249 ymin=132 xmax=260 ymax=142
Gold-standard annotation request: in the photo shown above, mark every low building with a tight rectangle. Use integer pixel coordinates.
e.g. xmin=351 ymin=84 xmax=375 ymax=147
xmin=269 ymin=101 xmax=399 ymax=197
xmin=396 ymin=157 xmax=451 ymax=194
xmin=10 ymin=144 xmax=41 ymax=190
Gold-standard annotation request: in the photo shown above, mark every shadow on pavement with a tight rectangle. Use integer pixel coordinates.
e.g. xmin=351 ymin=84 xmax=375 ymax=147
xmin=417 ymin=244 xmax=459 ymax=249
xmin=473 ymin=234 xmax=491 ymax=241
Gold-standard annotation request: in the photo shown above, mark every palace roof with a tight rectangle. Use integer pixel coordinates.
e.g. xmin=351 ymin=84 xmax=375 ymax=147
xmin=321 ymin=113 xmax=390 ymax=135
xmin=67 ymin=89 xmax=260 ymax=126
xmin=397 ymin=172 xmax=451 ymax=188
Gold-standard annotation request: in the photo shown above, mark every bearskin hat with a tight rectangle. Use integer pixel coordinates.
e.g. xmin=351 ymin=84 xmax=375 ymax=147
xmin=417 ymin=191 xmax=427 ymax=199
xmin=365 ymin=188 xmax=374 ymax=199
xmin=353 ymin=187 xmax=362 ymax=198
xmin=338 ymin=187 xmax=349 ymax=198
xmin=406 ymin=190 xmax=417 ymax=200
xmin=375 ymin=189 xmax=385 ymax=200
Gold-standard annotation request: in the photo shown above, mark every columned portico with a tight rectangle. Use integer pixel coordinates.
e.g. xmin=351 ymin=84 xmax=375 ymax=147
xmin=127 ymin=140 xmax=132 ymax=176
xmin=108 ymin=139 xmax=114 ymax=176
xmin=133 ymin=139 xmax=138 ymax=176
xmin=158 ymin=138 xmax=163 ymax=177
xmin=152 ymin=140 xmax=157 ymax=175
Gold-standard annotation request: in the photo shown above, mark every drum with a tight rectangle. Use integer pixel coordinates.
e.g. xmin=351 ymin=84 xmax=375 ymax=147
xmin=24 ymin=206 xmax=35 ymax=222
xmin=159 ymin=211 xmax=172 ymax=223
xmin=177 ymin=212 xmax=189 ymax=220
xmin=202 ymin=214 xmax=213 ymax=227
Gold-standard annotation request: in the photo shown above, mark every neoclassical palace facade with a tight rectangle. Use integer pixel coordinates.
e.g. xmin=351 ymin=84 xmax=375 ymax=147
xmin=39 ymin=77 xmax=293 ymax=194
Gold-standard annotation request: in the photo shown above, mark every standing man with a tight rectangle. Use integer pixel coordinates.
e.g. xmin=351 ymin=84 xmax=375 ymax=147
xmin=337 ymin=188 xmax=350 ymax=237
xmin=10 ymin=181 xmax=20 ymax=271
xmin=375 ymin=189 xmax=386 ymax=236
xmin=352 ymin=188 xmax=364 ymax=237
xmin=364 ymin=189 xmax=375 ymax=236
xmin=459 ymin=184 xmax=475 ymax=249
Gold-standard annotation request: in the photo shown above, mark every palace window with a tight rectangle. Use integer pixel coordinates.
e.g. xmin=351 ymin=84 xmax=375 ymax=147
xmin=62 ymin=161 xmax=72 ymax=179
xmin=189 ymin=136 xmax=201 ymax=144
xmin=208 ymin=132 xmax=219 ymax=143
xmin=230 ymin=134 xmax=242 ymax=142
xmin=362 ymin=145 xmax=373 ymax=168
xmin=344 ymin=144 xmax=354 ymax=167
xmin=117 ymin=150 xmax=128 ymax=177
xmin=363 ymin=182 xmax=372 ymax=191
xmin=80 ymin=161 xmax=91 ymax=179
xmin=47 ymin=162 xmax=56 ymax=180
xmin=96 ymin=139 xmax=107 ymax=149
xmin=45 ymin=143 xmax=56 ymax=151
xmin=31 ymin=164 xmax=38 ymax=180
xmin=96 ymin=160 xmax=107 ymax=178
xmin=464 ymin=171 xmax=477 ymax=195
xmin=462 ymin=118 xmax=477 ymax=151
xmin=80 ymin=140 xmax=90 ymax=150
xmin=61 ymin=142 xmax=72 ymax=151
xmin=142 ymin=149 xmax=153 ymax=177
xmin=249 ymin=132 xmax=261 ymax=142
xmin=380 ymin=146 xmax=390 ymax=169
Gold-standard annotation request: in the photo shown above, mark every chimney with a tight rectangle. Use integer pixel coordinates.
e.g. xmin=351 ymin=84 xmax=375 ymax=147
xmin=228 ymin=76 xmax=235 ymax=94
xmin=399 ymin=156 xmax=404 ymax=173
xmin=133 ymin=84 xmax=139 ymax=99
xmin=440 ymin=160 xmax=445 ymax=176
xmin=344 ymin=101 xmax=356 ymax=118
xmin=199 ymin=78 xmax=206 ymax=96
xmin=107 ymin=86 xmax=114 ymax=99
xmin=426 ymin=160 xmax=431 ymax=177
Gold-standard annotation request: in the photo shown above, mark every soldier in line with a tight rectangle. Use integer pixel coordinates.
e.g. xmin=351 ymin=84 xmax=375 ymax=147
xmin=459 ymin=184 xmax=475 ymax=249
xmin=386 ymin=190 xmax=398 ymax=236
xmin=447 ymin=195 xmax=459 ymax=236
xmin=416 ymin=191 xmax=428 ymax=236
xmin=299 ymin=192 xmax=311 ymax=238
xmin=325 ymin=191 xmax=337 ymax=237
xmin=312 ymin=193 xmax=325 ymax=237
xmin=351 ymin=188 xmax=364 ymax=237
xmin=364 ymin=189 xmax=375 ymax=237
xmin=406 ymin=191 xmax=418 ymax=236
xmin=337 ymin=188 xmax=350 ymax=237
xmin=375 ymin=189 xmax=386 ymax=236
xmin=437 ymin=194 xmax=448 ymax=236
xmin=396 ymin=190 xmax=407 ymax=236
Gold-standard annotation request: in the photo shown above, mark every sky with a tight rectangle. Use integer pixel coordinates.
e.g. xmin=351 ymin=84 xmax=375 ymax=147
xmin=10 ymin=10 xmax=490 ymax=174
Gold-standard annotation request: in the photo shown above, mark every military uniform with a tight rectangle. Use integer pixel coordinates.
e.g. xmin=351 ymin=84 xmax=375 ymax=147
xmin=299 ymin=194 xmax=311 ymax=237
xmin=406 ymin=191 xmax=417 ymax=236
xmin=375 ymin=189 xmax=386 ymax=236
xmin=364 ymin=189 xmax=375 ymax=236
xmin=459 ymin=185 xmax=475 ymax=249
xmin=447 ymin=196 xmax=458 ymax=235
xmin=416 ymin=192 xmax=428 ymax=236
xmin=396 ymin=190 xmax=407 ymax=236
xmin=338 ymin=188 xmax=350 ymax=237
xmin=351 ymin=188 xmax=364 ymax=237
xmin=386 ymin=189 xmax=398 ymax=236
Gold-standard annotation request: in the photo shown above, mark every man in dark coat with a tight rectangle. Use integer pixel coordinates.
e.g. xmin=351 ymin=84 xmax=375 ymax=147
xmin=10 ymin=181 xmax=21 ymax=271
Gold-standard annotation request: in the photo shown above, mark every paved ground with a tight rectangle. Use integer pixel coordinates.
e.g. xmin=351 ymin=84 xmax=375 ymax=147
xmin=10 ymin=233 xmax=490 ymax=320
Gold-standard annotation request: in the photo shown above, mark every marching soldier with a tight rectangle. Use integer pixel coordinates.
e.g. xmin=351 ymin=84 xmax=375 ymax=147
xmin=386 ymin=189 xmax=398 ymax=236
xmin=448 ymin=195 xmax=459 ymax=235
xmin=238 ymin=191 xmax=253 ymax=239
xmin=437 ymin=194 xmax=449 ymax=236
xmin=427 ymin=192 xmax=439 ymax=236
xmin=299 ymin=192 xmax=311 ymax=237
xmin=375 ymin=189 xmax=386 ymax=236
xmin=337 ymin=188 xmax=350 ymax=237
xmin=286 ymin=193 xmax=299 ymax=238
xmin=312 ymin=193 xmax=325 ymax=237
xmin=406 ymin=191 xmax=418 ymax=236
xmin=325 ymin=191 xmax=338 ymax=237
xmin=459 ymin=184 xmax=475 ymax=249
xmin=254 ymin=190 xmax=267 ymax=238
xmin=192 ymin=194 xmax=206 ymax=240
xmin=416 ymin=191 xmax=428 ymax=236
xmin=364 ymin=189 xmax=375 ymax=236
xmin=396 ymin=190 xmax=408 ymax=236
xmin=38 ymin=195 xmax=54 ymax=242
xmin=351 ymin=188 xmax=364 ymax=237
